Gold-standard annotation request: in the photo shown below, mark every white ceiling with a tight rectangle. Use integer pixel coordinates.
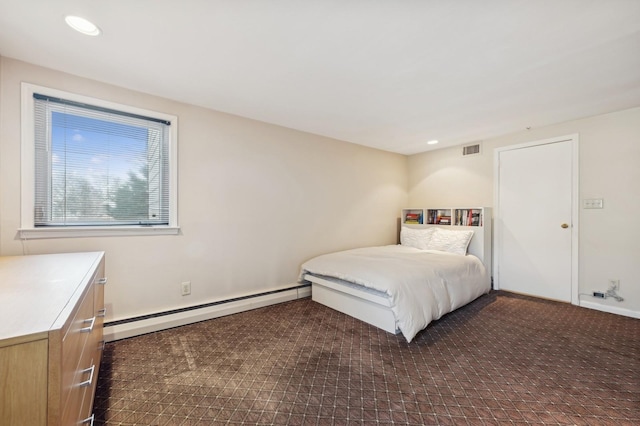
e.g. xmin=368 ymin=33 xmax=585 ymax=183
xmin=1 ymin=1 xmax=639 ymax=155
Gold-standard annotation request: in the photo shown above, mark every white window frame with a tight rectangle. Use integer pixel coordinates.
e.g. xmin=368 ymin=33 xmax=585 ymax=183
xmin=19 ymin=83 xmax=179 ymax=239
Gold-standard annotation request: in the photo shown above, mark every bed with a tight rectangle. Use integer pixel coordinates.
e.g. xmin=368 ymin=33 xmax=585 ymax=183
xmin=299 ymin=224 xmax=492 ymax=342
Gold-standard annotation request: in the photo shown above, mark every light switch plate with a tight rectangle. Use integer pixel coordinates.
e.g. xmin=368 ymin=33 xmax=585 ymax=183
xmin=583 ymin=198 xmax=604 ymax=209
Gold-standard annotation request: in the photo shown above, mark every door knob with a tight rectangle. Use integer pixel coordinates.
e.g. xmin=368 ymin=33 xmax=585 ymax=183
xmin=561 ymin=223 xmax=569 ymax=229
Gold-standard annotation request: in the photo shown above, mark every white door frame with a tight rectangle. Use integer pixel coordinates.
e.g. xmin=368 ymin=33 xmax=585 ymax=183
xmin=493 ymin=134 xmax=580 ymax=305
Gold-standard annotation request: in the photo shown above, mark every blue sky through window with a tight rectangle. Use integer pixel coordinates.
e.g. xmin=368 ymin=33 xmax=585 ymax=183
xmin=51 ymin=111 xmax=149 ymax=183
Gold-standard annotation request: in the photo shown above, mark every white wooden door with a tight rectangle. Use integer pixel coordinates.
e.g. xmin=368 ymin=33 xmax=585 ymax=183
xmin=495 ymin=137 xmax=576 ymax=302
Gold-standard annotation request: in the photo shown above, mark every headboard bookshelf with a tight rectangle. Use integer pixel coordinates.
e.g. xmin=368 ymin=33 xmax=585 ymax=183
xmin=400 ymin=207 xmax=492 ymax=271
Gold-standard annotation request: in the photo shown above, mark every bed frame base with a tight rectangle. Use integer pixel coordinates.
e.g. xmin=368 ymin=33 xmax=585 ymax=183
xmin=307 ymin=274 xmax=399 ymax=335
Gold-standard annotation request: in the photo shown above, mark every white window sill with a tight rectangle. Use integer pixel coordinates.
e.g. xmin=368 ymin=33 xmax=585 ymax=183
xmin=18 ymin=226 xmax=180 ymax=239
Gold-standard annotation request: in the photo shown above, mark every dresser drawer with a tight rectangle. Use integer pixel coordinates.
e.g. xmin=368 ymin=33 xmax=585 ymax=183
xmin=62 ymin=260 xmax=106 ymax=425
xmin=78 ymin=352 xmax=101 ymax=425
xmin=60 ymin=282 xmax=95 ymax=424
xmin=61 ymin=354 xmax=96 ymax=426
xmin=92 ymin=268 xmax=107 ymax=372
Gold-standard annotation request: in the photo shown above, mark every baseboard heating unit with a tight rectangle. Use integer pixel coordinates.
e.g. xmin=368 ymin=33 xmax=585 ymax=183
xmin=104 ymin=284 xmax=311 ymax=342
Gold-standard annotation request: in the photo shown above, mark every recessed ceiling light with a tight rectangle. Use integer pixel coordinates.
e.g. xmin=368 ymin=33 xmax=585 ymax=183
xmin=427 ymin=140 xmax=439 ymax=145
xmin=65 ymin=15 xmax=101 ymax=36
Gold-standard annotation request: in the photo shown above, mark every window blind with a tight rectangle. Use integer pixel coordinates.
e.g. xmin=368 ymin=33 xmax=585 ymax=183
xmin=34 ymin=94 xmax=170 ymax=226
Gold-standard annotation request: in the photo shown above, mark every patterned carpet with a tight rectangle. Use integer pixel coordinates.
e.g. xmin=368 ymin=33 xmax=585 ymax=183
xmin=94 ymin=291 xmax=640 ymax=425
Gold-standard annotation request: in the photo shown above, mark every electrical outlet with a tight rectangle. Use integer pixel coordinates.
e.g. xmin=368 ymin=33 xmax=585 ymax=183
xmin=181 ymin=281 xmax=191 ymax=296
xmin=608 ymin=280 xmax=620 ymax=291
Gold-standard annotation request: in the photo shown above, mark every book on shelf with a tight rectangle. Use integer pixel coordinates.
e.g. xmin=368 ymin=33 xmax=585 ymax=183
xmin=453 ymin=209 xmax=482 ymax=226
xmin=438 ymin=216 xmax=451 ymax=225
xmin=471 ymin=212 xmax=481 ymax=226
xmin=455 ymin=210 xmax=462 ymax=225
xmin=404 ymin=212 xmax=423 ymax=224
xmin=427 ymin=210 xmax=439 ymax=224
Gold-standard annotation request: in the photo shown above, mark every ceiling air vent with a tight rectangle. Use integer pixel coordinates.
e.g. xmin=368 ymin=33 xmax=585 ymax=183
xmin=462 ymin=142 xmax=482 ymax=156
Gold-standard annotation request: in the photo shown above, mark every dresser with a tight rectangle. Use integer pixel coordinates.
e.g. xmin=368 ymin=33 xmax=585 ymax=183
xmin=0 ymin=252 xmax=106 ymax=425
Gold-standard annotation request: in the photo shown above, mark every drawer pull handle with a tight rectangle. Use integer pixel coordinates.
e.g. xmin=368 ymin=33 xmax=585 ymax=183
xmin=79 ymin=365 xmax=95 ymax=387
xmin=96 ymin=277 xmax=108 ymax=285
xmin=80 ymin=316 xmax=96 ymax=333
xmin=97 ymin=308 xmax=107 ymax=318
xmin=80 ymin=414 xmax=94 ymax=425
xmin=99 ymin=340 xmax=105 ymax=351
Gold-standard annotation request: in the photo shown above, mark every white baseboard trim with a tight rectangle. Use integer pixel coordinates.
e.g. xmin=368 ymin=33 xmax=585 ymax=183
xmin=104 ymin=286 xmax=310 ymax=342
xmin=297 ymin=285 xmax=312 ymax=298
xmin=579 ymin=300 xmax=640 ymax=319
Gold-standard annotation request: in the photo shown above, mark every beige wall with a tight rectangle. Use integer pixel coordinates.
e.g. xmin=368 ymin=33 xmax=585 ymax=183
xmin=0 ymin=57 xmax=408 ymax=322
xmin=2 ymin=55 xmax=637 ymax=326
xmin=409 ymin=107 xmax=640 ymax=316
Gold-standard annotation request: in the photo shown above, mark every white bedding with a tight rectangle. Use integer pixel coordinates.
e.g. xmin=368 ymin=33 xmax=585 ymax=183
xmin=300 ymin=245 xmax=490 ymax=342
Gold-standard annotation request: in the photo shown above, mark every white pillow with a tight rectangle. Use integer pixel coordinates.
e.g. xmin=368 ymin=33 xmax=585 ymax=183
xmin=400 ymin=226 xmax=436 ymax=250
xmin=426 ymin=228 xmax=474 ymax=255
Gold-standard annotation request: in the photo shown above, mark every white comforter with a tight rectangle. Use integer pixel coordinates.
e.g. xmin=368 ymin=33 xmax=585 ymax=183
xmin=300 ymin=245 xmax=490 ymax=342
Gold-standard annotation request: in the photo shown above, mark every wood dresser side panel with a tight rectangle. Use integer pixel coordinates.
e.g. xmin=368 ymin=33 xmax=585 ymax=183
xmin=0 ymin=339 xmax=48 ymax=425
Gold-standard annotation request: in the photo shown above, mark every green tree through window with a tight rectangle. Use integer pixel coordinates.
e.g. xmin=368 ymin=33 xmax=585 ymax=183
xmin=108 ymin=166 xmax=151 ymax=222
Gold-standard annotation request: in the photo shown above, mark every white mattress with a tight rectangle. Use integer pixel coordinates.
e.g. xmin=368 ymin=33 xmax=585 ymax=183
xmin=300 ymin=245 xmax=490 ymax=342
